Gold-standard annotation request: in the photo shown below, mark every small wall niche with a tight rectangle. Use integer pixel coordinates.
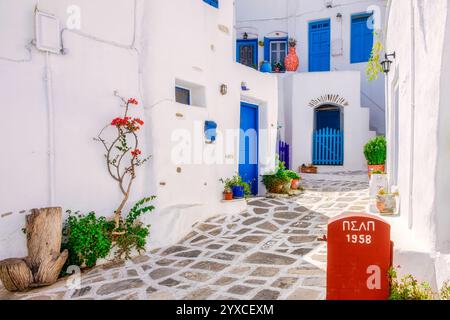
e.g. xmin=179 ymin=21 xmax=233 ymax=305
xmin=175 ymin=79 xmax=206 ymax=108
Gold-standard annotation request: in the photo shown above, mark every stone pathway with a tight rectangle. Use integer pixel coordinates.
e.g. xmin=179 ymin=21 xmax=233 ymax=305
xmin=0 ymin=174 xmax=371 ymax=300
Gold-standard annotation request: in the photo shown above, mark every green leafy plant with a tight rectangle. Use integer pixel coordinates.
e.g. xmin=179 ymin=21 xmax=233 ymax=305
xmin=440 ymin=282 xmax=450 ymax=300
xmin=62 ymin=211 xmax=115 ymax=270
xmin=220 ymin=174 xmax=251 ymax=196
xmin=388 ymin=267 xmax=437 ymax=300
xmin=364 ymin=136 xmax=386 ymax=165
xmin=285 ymin=170 xmax=301 ymax=180
xmin=366 ymin=31 xmax=384 ymax=81
xmin=273 ymin=61 xmax=283 ymax=71
xmin=262 ymin=158 xmax=292 ymax=194
xmin=62 ymin=197 xmax=155 ymax=272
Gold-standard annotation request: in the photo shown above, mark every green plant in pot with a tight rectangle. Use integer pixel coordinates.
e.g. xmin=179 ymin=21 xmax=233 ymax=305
xmin=227 ymin=173 xmax=251 ymax=199
xmin=262 ymin=160 xmax=292 ymax=194
xmin=364 ymin=136 xmax=387 ymax=177
xmin=286 ymin=170 xmax=301 ymax=190
xmin=273 ymin=61 xmax=283 ymax=73
xmin=220 ymin=177 xmax=234 ymax=200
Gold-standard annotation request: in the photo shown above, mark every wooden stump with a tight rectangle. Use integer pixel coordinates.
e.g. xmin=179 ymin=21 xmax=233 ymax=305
xmin=0 ymin=207 xmax=68 ymax=292
xmin=0 ymin=259 xmax=33 ymax=292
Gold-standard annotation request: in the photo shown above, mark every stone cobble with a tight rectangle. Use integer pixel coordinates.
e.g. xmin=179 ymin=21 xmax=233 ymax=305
xmin=0 ymin=174 xmax=370 ymax=300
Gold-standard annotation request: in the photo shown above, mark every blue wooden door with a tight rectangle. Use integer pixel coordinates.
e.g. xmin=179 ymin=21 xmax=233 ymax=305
xmin=309 ymin=19 xmax=331 ymax=72
xmin=239 ymin=102 xmax=259 ymax=195
xmin=237 ymin=39 xmax=258 ymax=69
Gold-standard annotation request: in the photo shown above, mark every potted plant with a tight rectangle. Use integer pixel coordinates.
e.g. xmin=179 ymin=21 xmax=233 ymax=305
xmin=286 ymin=170 xmax=301 ymax=190
xmin=272 ymin=61 xmax=283 ymax=73
xmin=262 ymin=160 xmax=292 ymax=194
xmin=364 ymin=136 xmax=387 ymax=177
xmin=285 ymin=38 xmax=299 ymax=72
xmin=369 ymin=170 xmax=388 ymax=197
xmin=220 ymin=178 xmax=234 ymax=200
xmin=376 ymin=188 xmax=399 ymax=215
xmin=227 ymin=173 xmax=251 ymax=199
xmin=300 ymin=164 xmax=318 ymax=174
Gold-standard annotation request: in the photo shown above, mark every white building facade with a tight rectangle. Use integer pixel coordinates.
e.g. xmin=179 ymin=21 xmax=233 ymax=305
xmin=384 ymin=0 xmax=450 ymax=289
xmin=235 ymin=0 xmax=387 ymax=171
xmin=0 ymin=0 xmax=279 ymax=260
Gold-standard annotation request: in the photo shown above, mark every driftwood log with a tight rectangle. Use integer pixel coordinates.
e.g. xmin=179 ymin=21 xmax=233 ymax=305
xmin=0 ymin=207 xmax=68 ymax=292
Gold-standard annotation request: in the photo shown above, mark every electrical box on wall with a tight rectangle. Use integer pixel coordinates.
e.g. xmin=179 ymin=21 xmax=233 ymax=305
xmin=35 ymin=10 xmax=61 ymax=54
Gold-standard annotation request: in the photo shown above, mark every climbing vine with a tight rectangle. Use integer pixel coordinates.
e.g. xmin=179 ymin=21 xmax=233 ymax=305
xmin=366 ymin=31 xmax=384 ymax=81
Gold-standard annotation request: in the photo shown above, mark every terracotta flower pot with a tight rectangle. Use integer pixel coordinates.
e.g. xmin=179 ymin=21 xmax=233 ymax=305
xmin=285 ymin=47 xmax=299 ymax=72
xmin=368 ymin=164 xmax=385 ymax=178
xmin=223 ymin=191 xmax=233 ymax=201
xmin=291 ymin=179 xmax=300 ymax=190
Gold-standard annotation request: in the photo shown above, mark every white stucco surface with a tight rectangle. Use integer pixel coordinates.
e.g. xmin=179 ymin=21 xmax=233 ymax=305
xmin=283 ymin=71 xmax=375 ymax=171
xmin=235 ymin=0 xmax=387 ymax=135
xmin=0 ymin=0 xmax=279 ymax=260
xmin=384 ymin=0 xmax=450 ymax=288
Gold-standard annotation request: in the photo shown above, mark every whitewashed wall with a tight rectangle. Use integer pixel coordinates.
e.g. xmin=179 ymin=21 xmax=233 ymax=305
xmin=384 ymin=0 xmax=450 ymax=289
xmin=284 ymin=71 xmax=374 ymax=171
xmin=0 ymin=0 xmax=279 ymax=259
xmin=235 ymin=0 xmax=387 ymax=135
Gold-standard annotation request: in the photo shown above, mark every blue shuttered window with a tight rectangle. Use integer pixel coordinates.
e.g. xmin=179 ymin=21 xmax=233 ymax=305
xmin=203 ymin=0 xmax=218 ymax=8
xmin=350 ymin=13 xmax=374 ymax=63
xmin=263 ymin=37 xmax=288 ymax=68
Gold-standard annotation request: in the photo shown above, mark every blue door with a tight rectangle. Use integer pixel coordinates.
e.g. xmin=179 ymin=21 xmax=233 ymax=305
xmin=237 ymin=39 xmax=258 ymax=69
xmin=239 ymin=102 xmax=259 ymax=195
xmin=309 ymin=19 xmax=331 ymax=72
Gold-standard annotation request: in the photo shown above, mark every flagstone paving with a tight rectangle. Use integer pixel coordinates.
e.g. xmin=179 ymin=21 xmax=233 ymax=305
xmin=0 ymin=173 xmax=371 ymax=300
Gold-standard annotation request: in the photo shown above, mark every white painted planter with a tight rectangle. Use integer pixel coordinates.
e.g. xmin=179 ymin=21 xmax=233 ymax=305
xmin=369 ymin=174 xmax=388 ymax=197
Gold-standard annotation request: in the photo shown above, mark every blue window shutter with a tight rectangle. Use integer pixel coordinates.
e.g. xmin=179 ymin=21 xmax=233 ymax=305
xmin=264 ymin=37 xmax=270 ymax=62
xmin=203 ymin=0 xmax=218 ymax=8
xmin=351 ymin=14 xmax=373 ymax=63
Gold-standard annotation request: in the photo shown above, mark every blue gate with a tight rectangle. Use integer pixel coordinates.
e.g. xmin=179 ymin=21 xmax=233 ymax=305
xmin=278 ymin=141 xmax=290 ymax=169
xmin=313 ymin=128 xmax=343 ymax=165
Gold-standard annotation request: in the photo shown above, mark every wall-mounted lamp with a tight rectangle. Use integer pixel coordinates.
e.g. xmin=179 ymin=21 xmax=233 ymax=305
xmin=381 ymin=52 xmax=396 ymax=74
xmin=220 ymin=84 xmax=228 ymax=95
xmin=243 ymin=32 xmax=248 ymax=40
xmin=336 ymin=13 xmax=342 ymax=20
xmin=241 ymin=82 xmax=250 ymax=91
xmin=325 ymin=0 xmax=333 ymax=8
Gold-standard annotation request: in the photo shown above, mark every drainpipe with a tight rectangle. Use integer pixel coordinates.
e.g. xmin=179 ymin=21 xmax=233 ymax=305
xmin=44 ymin=52 xmax=55 ymax=206
xmin=408 ymin=0 xmax=416 ymax=229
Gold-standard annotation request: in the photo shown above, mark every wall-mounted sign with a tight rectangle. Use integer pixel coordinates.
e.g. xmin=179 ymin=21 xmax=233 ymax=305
xmin=327 ymin=213 xmax=393 ymax=300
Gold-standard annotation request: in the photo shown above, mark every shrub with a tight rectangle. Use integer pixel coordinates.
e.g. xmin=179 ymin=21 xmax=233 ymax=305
xmin=62 ymin=211 xmax=115 ymax=269
xmin=388 ymin=267 xmax=450 ymax=300
xmin=364 ymin=136 xmax=386 ymax=165
xmin=62 ymin=197 xmax=155 ymax=272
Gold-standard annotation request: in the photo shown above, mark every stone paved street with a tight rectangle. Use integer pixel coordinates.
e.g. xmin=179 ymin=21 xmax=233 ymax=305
xmin=0 ymin=172 xmax=371 ymax=300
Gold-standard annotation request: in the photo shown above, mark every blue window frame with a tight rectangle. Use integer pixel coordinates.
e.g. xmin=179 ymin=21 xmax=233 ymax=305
xmin=203 ymin=0 xmax=218 ymax=8
xmin=175 ymin=86 xmax=191 ymax=105
xmin=264 ymin=37 xmax=288 ymax=70
xmin=308 ymin=19 xmax=331 ymax=72
xmin=350 ymin=13 xmax=374 ymax=63
xmin=237 ymin=39 xmax=258 ymax=69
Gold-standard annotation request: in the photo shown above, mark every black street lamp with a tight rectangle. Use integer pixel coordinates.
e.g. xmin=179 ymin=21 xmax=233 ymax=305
xmin=381 ymin=52 xmax=396 ymax=74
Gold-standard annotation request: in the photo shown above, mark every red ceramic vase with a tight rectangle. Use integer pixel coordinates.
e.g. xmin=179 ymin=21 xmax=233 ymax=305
xmin=285 ymin=47 xmax=299 ymax=72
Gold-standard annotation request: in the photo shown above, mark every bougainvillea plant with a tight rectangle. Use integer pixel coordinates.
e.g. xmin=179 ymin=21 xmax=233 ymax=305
xmin=95 ymin=93 xmax=151 ymax=231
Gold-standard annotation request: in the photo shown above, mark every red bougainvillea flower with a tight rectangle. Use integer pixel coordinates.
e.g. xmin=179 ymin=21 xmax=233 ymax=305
xmin=134 ymin=118 xmax=144 ymax=126
xmin=131 ymin=149 xmax=142 ymax=157
xmin=128 ymin=98 xmax=138 ymax=105
xmin=111 ymin=117 xmax=127 ymax=127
